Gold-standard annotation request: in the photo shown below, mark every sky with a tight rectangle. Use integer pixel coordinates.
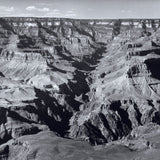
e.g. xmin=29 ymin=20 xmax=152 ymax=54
xmin=0 ymin=0 xmax=160 ymax=19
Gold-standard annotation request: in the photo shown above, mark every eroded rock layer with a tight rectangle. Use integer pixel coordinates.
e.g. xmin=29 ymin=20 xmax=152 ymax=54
xmin=1 ymin=18 xmax=160 ymax=159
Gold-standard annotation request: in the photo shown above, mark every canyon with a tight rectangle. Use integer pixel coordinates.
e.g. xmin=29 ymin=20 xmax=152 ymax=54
xmin=0 ymin=17 xmax=160 ymax=159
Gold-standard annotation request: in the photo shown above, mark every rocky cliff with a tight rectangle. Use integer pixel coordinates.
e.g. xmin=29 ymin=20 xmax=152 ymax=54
xmin=1 ymin=17 xmax=160 ymax=159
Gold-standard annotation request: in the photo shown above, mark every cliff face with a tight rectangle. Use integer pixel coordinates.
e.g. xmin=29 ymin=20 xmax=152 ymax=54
xmin=1 ymin=17 xmax=160 ymax=159
xmin=69 ymin=22 xmax=160 ymax=144
xmin=0 ymin=17 xmax=111 ymax=144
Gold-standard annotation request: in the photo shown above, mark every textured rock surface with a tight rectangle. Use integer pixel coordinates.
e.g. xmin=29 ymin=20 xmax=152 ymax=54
xmin=3 ymin=124 xmax=160 ymax=160
xmin=1 ymin=17 xmax=160 ymax=159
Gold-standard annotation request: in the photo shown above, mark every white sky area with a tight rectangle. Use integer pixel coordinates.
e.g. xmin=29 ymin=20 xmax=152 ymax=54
xmin=0 ymin=0 xmax=159 ymax=19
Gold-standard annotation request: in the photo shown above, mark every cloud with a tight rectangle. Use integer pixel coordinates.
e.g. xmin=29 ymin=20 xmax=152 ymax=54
xmin=41 ymin=8 xmax=50 ymax=12
xmin=0 ymin=6 xmax=14 ymax=12
xmin=26 ymin=6 xmax=36 ymax=11
xmin=26 ymin=6 xmax=50 ymax=12
xmin=25 ymin=6 xmax=76 ymax=18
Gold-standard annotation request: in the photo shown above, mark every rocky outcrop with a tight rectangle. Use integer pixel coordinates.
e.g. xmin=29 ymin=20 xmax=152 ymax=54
xmin=2 ymin=124 xmax=160 ymax=160
xmin=0 ymin=17 xmax=111 ymax=144
xmin=1 ymin=17 xmax=160 ymax=155
xmin=68 ymin=20 xmax=160 ymax=144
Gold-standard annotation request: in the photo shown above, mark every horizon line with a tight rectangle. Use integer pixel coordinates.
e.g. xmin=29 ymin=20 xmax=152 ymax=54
xmin=1 ymin=16 xmax=160 ymax=20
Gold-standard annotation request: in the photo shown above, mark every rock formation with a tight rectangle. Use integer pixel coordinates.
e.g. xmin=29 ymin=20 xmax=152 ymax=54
xmin=1 ymin=17 xmax=160 ymax=159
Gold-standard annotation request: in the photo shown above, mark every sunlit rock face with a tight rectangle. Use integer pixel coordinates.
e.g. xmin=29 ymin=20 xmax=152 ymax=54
xmin=1 ymin=17 xmax=160 ymax=159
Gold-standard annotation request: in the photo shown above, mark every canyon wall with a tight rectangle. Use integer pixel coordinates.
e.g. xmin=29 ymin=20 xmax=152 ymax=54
xmin=1 ymin=17 xmax=160 ymax=159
